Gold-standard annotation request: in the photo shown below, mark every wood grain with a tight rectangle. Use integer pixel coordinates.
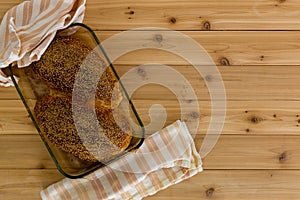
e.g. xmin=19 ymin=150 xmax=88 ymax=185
xmin=2 ymin=31 xmax=300 ymax=67
xmin=0 ymin=87 xmax=19 ymax=100
xmin=133 ymin=100 xmax=300 ymax=135
xmin=1 ymin=99 xmax=300 ymax=135
xmin=1 ymin=134 xmax=300 ymax=170
xmin=0 ymin=100 xmax=35 ymax=134
xmin=0 ymin=169 xmax=62 ymax=200
xmin=3 ymin=65 xmax=300 ymax=102
xmin=84 ymin=0 xmax=300 ymax=31
xmin=2 ymin=0 xmax=300 ymax=31
xmin=94 ymin=31 xmax=300 ymax=66
xmin=114 ymin=65 xmax=300 ymax=100
xmin=0 ymin=1 xmax=23 ymax=20
xmin=146 ymin=170 xmax=300 ymax=200
xmin=0 ymin=135 xmax=55 ymax=169
xmin=1 ymin=169 xmax=300 ymax=200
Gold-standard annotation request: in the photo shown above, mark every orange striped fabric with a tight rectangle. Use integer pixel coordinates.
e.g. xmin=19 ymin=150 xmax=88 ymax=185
xmin=0 ymin=0 xmax=86 ymax=87
xmin=41 ymin=120 xmax=202 ymax=200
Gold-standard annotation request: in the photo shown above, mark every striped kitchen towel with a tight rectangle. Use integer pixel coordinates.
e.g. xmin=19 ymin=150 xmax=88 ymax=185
xmin=41 ymin=120 xmax=202 ymax=200
xmin=0 ymin=0 xmax=86 ymax=87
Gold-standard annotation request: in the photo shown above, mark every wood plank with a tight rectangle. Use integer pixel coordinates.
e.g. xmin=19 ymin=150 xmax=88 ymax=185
xmin=84 ymin=0 xmax=300 ymax=31
xmin=0 ymin=99 xmax=300 ymax=135
xmin=0 ymin=135 xmax=55 ymax=169
xmin=95 ymin=31 xmax=300 ymax=66
xmin=133 ymin=100 xmax=300 ymax=135
xmin=0 ymin=1 xmax=23 ymax=20
xmin=3 ymin=30 xmax=300 ymax=67
xmin=2 ymin=134 xmax=300 ymax=170
xmin=3 ymin=65 xmax=300 ymax=101
xmin=0 ymin=100 xmax=35 ymax=135
xmin=1 ymin=30 xmax=300 ymax=68
xmin=0 ymin=87 xmax=19 ymax=100
xmin=1 ymin=169 xmax=300 ymax=200
xmin=0 ymin=169 xmax=62 ymax=200
xmin=203 ymin=135 xmax=300 ymax=169
xmin=2 ymin=0 xmax=300 ymax=31
xmin=146 ymin=170 xmax=300 ymax=200
xmin=113 ymin=65 xmax=300 ymax=100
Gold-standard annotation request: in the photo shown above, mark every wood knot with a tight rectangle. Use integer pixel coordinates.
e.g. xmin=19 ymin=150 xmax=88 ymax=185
xmin=203 ymin=21 xmax=211 ymax=30
xmin=260 ymin=55 xmax=264 ymax=61
xmin=246 ymin=128 xmax=250 ymax=132
xmin=38 ymin=164 xmax=45 ymax=169
xmin=125 ymin=10 xmax=135 ymax=15
xmin=137 ymin=67 xmax=147 ymax=78
xmin=185 ymin=99 xmax=194 ymax=104
xmin=153 ymin=34 xmax=163 ymax=43
xmin=190 ymin=112 xmax=199 ymax=119
xmin=169 ymin=17 xmax=177 ymax=24
xmin=206 ymin=188 xmax=215 ymax=197
xmin=279 ymin=152 xmax=287 ymax=162
xmin=205 ymin=75 xmax=212 ymax=82
xmin=298 ymin=119 xmax=300 ymax=123
xmin=220 ymin=57 xmax=230 ymax=66
xmin=273 ymin=114 xmax=277 ymax=118
xmin=249 ymin=116 xmax=263 ymax=124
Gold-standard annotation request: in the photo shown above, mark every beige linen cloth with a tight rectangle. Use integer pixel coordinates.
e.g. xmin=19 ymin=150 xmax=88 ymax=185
xmin=41 ymin=120 xmax=202 ymax=200
xmin=0 ymin=0 xmax=86 ymax=87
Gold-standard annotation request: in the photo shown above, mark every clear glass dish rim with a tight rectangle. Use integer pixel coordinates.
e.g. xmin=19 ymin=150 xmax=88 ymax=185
xmin=8 ymin=22 xmax=145 ymax=178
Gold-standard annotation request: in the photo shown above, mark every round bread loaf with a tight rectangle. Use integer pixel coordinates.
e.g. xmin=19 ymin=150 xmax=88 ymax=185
xmin=34 ymin=95 xmax=132 ymax=162
xmin=31 ymin=36 xmax=122 ymax=108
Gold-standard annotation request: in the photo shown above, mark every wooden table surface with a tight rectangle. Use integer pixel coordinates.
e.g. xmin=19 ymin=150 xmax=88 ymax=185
xmin=1 ymin=0 xmax=300 ymax=199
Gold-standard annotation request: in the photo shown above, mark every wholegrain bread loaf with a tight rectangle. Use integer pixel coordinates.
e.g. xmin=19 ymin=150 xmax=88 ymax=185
xmin=31 ymin=36 xmax=122 ymax=108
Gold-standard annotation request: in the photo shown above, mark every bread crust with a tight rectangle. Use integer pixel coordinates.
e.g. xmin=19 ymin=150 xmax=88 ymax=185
xmin=31 ymin=36 xmax=122 ymax=108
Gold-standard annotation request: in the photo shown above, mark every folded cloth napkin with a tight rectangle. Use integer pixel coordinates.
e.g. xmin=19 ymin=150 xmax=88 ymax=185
xmin=0 ymin=0 xmax=86 ymax=87
xmin=41 ymin=120 xmax=202 ymax=200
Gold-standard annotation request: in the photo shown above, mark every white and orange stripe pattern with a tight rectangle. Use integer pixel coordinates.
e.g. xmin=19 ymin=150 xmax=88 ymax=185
xmin=41 ymin=120 xmax=202 ymax=200
xmin=0 ymin=0 xmax=86 ymax=86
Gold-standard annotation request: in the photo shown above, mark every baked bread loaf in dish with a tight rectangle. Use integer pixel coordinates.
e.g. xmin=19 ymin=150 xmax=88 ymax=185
xmin=31 ymin=36 xmax=122 ymax=108
xmin=34 ymin=95 xmax=132 ymax=162
xmin=31 ymin=35 xmax=132 ymax=163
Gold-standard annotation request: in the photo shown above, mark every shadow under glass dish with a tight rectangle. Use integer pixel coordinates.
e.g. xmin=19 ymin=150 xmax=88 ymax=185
xmin=8 ymin=23 xmax=145 ymax=178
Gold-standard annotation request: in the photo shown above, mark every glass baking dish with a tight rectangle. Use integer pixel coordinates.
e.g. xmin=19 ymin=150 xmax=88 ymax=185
xmin=7 ymin=23 xmax=145 ymax=178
